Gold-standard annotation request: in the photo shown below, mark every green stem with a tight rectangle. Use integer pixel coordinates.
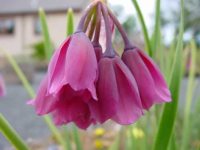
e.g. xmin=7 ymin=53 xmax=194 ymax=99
xmin=39 ymin=8 xmax=53 ymax=61
xmin=72 ymin=125 xmax=82 ymax=150
xmin=131 ymin=0 xmax=153 ymax=56
xmin=0 ymin=114 xmax=29 ymax=150
xmin=66 ymin=8 xmax=74 ymax=36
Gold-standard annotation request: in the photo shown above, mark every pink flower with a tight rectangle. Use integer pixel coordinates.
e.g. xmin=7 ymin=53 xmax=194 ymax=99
xmin=30 ymin=32 xmax=98 ymax=129
xmin=89 ymin=56 xmax=143 ymax=124
xmin=30 ymin=1 xmax=171 ymax=129
xmin=0 ymin=75 xmax=5 ymax=97
xmin=122 ymin=48 xmax=171 ymax=110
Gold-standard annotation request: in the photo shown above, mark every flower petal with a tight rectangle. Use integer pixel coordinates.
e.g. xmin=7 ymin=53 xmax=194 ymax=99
xmin=48 ymin=37 xmax=71 ymax=93
xmin=137 ymin=49 xmax=171 ymax=102
xmin=112 ymin=57 xmax=143 ymax=124
xmin=52 ymin=97 xmax=93 ymax=129
xmin=31 ymin=76 xmax=58 ymax=115
xmin=122 ymin=49 xmax=171 ymax=110
xmin=89 ymin=58 xmax=119 ymax=123
xmin=64 ymin=32 xmax=98 ymax=99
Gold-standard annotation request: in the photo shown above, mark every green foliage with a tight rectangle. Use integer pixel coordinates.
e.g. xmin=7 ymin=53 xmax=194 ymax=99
xmin=39 ymin=8 xmax=54 ymax=61
xmin=66 ymin=8 xmax=74 ymax=36
xmin=131 ymin=0 xmax=153 ymax=57
xmin=153 ymin=0 xmax=184 ymax=148
xmin=0 ymin=114 xmax=29 ymax=150
xmin=181 ymin=40 xmax=197 ymax=150
xmin=31 ymin=41 xmax=46 ymax=60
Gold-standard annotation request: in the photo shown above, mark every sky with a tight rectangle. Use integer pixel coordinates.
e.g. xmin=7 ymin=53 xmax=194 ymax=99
xmin=108 ymin=0 xmax=156 ymax=28
xmin=107 ymin=0 xmax=178 ymax=44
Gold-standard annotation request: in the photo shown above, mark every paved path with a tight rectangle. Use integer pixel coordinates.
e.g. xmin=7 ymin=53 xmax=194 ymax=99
xmin=0 ymin=72 xmax=200 ymax=149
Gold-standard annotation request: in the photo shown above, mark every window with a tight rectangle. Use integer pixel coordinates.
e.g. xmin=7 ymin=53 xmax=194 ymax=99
xmin=34 ymin=18 xmax=42 ymax=35
xmin=0 ymin=19 xmax=15 ymax=35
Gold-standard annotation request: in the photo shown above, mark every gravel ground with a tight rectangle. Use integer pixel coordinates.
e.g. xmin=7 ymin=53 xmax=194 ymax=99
xmin=0 ymin=72 xmax=200 ymax=149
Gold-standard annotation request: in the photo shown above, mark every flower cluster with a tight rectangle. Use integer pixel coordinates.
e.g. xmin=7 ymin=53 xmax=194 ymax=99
xmin=30 ymin=1 xmax=171 ymax=129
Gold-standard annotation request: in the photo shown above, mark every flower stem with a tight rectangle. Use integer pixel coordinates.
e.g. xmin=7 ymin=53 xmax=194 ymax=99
xmin=76 ymin=2 xmax=98 ymax=32
xmin=88 ymin=8 xmax=97 ymax=39
xmin=93 ymin=3 xmax=101 ymax=46
xmin=0 ymin=113 xmax=29 ymax=150
xmin=83 ymin=8 xmax=95 ymax=32
xmin=100 ymin=3 xmax=115 ymax=57
xmin=107 ymin=8 xmax=134 ymax=50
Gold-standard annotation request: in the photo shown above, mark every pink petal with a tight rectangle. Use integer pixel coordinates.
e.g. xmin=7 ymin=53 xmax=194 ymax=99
xmin=64 ymin=32 xmax=98 ymax=100
xmin=137 ymin=49 xmax=171 ymax=102
xmin=31 ymin=76 xmax=58 ymax=115
xmin=52 ymin=97 xmax=93 ymax=129
xmin=89 ymin=58 xmax=119 ymax=123
xmin=48 ymin=37 xmax=71 ymax=93
xmin=111 ymin=57 xmax=143 ymax=124
xmin=122 ymin=49 xmax=171 ymax=110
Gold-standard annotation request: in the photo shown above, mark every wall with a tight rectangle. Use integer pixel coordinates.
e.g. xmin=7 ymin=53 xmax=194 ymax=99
xmin=0 ymin=12 xmax=81 ymax=55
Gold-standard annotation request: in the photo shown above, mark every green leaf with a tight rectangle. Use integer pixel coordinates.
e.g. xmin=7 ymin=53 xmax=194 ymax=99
xmin=63 ymin=126 xmax=72 ymax=150
xmin=153 ymin=0 xmax=184 ymax=149
xmin=131 ymin=0 xmax=153 ymax=57
xmin=72 ymin=125 xmax=83 ymax=150
xmin=66 ymin=8 xmax=74 ymax=36
xmin=39 ymin=8 xmax=53 ymax=61
xmin=181 ymin=40 xmax=197 ymax=150
xmin=151 ymin=0 xmax=161 ymax=58
xmin=0 ymin=114 xmax=29 ymax=150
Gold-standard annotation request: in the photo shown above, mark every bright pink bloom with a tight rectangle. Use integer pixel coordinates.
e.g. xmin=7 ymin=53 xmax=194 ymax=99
xmin=89 ymin=56 xmax=143 ymax=124
xmin=122 ymin=48 xmax=171 ymax=109
xmin=30 ymin=32 xmax=98 ymax=129
xmin=0 ymin=75 xmax=5 ymax=97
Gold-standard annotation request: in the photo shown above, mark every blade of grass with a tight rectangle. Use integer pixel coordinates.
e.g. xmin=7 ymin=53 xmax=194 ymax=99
xmin=131 ymin=0 xmax=153 ymax=57
xmin=66 ymin=8 xmax=74 ymax=36
xmin=153 ymin=0 xmax=184 ymax=149
xmin=0 ymin=114 xmax=29 ymax=150
xmin=63 ymin=126 xmax=72 ymax=150
xmin=72 ymin=125 xmax=83 ymax=150
xmin=152 ymin=0 xmax=161 ymax=57
xmin=39 ymin=8 xmax=53 ymax=61
xmin=181 ymin=40 xmax=196 ymax=150
xmin=1 ymin=49 xmax=67 ymax=150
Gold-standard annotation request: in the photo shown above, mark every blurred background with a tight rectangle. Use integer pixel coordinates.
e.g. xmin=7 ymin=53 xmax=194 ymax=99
xmin=0 ymin=0 xmax=200 ymax=149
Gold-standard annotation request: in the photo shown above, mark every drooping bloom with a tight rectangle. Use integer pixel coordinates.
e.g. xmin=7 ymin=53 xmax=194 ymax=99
xmin=30 ymin=1 xmax=171 ymax=129
xmin=122 ymin=48 xmax=171 ymax=110
xmin=89 ymin=56 xmax=143 ymax=124
xmin=30 ymin=32 xmax=98 ymax=129
xmin=0 ymin=75 xmax=5 ymax=97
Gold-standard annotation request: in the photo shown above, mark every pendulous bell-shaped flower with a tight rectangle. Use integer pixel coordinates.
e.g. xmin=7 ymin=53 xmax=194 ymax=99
xmin=30 ymin=31 xmax=98 ymax=129
xmin=30 ymin=1 xmax=171 ymax=129
xmin=122 ymin=48 xmax=171 ymax=110
xmin=0 ymin=75 xmax=5 ymax=97
xmin=89 ymin=56 xmax=143 ymax=124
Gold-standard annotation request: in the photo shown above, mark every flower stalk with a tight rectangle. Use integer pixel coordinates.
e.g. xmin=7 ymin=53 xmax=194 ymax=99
xmin=0 ymin=114 xmax=29 ymax=150
xmin=100 ymin=3 xmax=115 ymax=57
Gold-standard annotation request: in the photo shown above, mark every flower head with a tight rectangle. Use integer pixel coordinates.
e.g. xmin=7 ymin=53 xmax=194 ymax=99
xmin=30 ymin=32 xmax=98 ymax=129
xmin=30 ymin=1 xmax=171 ymax=129
xmin=89 ymin=56 xmax=143 ymax=124
xmin=122 ymin=48 xmax=171 ymax=109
